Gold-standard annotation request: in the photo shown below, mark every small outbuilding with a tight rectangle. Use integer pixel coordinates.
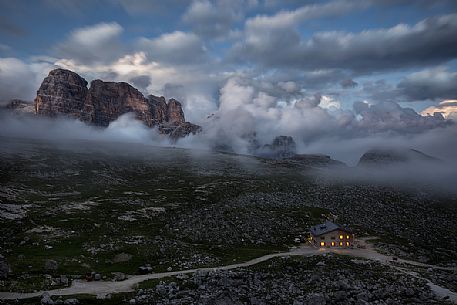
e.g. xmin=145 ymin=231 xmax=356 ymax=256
xmin=310 ymin=221 xmax=354 ymax=248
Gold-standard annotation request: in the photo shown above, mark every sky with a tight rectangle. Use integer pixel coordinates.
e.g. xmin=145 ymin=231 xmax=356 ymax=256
xmin=1 ymin=0 xmax=457 ymax=162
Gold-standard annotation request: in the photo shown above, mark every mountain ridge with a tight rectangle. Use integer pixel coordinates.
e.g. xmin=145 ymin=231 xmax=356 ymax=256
xmin=23 ymin=68 xmax=201 ymax=140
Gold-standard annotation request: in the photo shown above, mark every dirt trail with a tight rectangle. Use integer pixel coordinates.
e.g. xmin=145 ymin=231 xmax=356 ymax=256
xmin=1 ymin=240 xmax=456 ymax=302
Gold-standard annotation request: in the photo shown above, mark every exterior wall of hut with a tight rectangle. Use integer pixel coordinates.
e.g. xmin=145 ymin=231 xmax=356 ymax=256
xmin=312 ymin=230 xmax=354 ymax=247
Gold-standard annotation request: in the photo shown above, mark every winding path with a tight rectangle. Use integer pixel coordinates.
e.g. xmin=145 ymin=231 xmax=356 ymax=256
xmin=1 ymin=239 xmax=456 ymax=303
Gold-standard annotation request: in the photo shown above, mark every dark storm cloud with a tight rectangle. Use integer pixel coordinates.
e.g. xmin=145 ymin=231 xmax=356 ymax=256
xmin=231 ymin=13 xmax=457 ymax=72
xmin=397 ymin=67 xmax=457 ymax=101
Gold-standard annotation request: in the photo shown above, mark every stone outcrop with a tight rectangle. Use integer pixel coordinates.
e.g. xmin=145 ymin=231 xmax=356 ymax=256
xmin=168 ymin=122 xmax=202 ymax=140
xmin=33 ymin=68 xmax=201 ymax=139
xmin=147 ymin=95 xmax=168 ymax=125
xmin=166 ymin=99 xmax=185 ymax=125
xmin=4 ymin=99 xmax=35 ymax=114
xmin=82 ymin=80 xmax=152 ymax=127
xmin=358 ymin=148 xmax=439 ymax=166
xmin=257 ymin=135 xmax=297 ymax=159
xmin=35 ymin=68 xmax=88 ymax=119
xmin=287 ymin=154 xmax=346 ymax=168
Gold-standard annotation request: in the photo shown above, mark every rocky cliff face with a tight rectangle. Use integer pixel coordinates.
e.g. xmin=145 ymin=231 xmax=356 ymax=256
xmin=167 ymin=99 xmax=185 ymax=125
xmin=82 ymin=80 xmax=153 ymax=127
xmin=33 ymin=69 xmax=201 ymax=139
xmin=147 ymin=95 xmax=168 ymax=125
xmin=35 ymin=68 xmax=88 ymax=119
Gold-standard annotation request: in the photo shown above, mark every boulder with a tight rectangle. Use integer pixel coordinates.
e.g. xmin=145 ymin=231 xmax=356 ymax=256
xmin=44 ymin=259 xmax=58 ymax=272
xmin=112 ymin=272 xmax=126 ymax=281
xmin=41 ymin=292 xmax=55 ymax=305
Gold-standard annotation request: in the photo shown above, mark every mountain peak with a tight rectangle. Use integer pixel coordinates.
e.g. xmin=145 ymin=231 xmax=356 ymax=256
xmin=33 ymin=68 xmax=200 ymax=139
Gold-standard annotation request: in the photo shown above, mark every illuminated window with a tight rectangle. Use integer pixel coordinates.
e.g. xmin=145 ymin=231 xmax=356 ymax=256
xmin=339 ymin=242 xmax=343 ymax=246
xmin=346 ymin=242 xmax=350 ymax=246
xmin=320 ymin=241 xmax=325 ymax=247
xmin=339 ymin=235 xmax=344 ymax=239
xmin=331 ymin=242 xmax=335 ymax=247
xmin=346 ymin=235 xmax=350 ymax=239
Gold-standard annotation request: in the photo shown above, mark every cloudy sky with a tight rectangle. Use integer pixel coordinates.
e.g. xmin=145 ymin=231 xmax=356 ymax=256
xmin=1 ymin=0 xmax=457 ymax=160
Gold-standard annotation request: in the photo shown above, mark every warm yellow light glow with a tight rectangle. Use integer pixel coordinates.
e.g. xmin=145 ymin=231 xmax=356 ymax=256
xmin=346 ymin=235 xmax=350 ymax=239
xmin=331 ymin=242 xmax=335 ymax=247
xmin=421 ymin=100 xmax=457 ymax=119
xmin=339 ymin=242 xmax=343 ymax=246
xmin=320 ymin=241 xmax=325 ymax=247
xmin=339 ymin=235 xmax=344 ymax=239
xmin=346 ymin=242 xmax=350 ymax=246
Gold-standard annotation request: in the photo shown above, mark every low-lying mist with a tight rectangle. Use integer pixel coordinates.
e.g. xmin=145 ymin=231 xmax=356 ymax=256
xmin=319 ymin=160 xmax=457 ymax=195
xmin=1 ymin=110 xmax=457 ymax=194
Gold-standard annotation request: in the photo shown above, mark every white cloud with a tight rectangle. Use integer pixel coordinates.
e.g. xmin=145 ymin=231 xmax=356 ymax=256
xmin=319 ymin=95 xmax=341 ymax=109
xmin=56 ymin=22 xmax=124 ymax=64
xmin=421 ymin=100 xmax=457 ymax=120
xmin=278 ymin=81 xmax=299 ymax=93
xmin=139 ymin=31 xmax=207 ymax=65
xmin=0 ymin=57 xmax=54 ymax=104
xmin=246 ymin=0 xmax=366 ymax=30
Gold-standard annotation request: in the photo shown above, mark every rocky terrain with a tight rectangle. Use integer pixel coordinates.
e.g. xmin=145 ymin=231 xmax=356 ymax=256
xmin=269 ymin=154 xmax=346 ymax=168
xmin=130 ymin=255 xmax=445 ymax=305
xmin=13 ymin=255 xmax=450 ymax=305
xmin=0 ymin=137 xmax=456 ymax=304
xmin=9 ymin=68 xmax=201 ymax=139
